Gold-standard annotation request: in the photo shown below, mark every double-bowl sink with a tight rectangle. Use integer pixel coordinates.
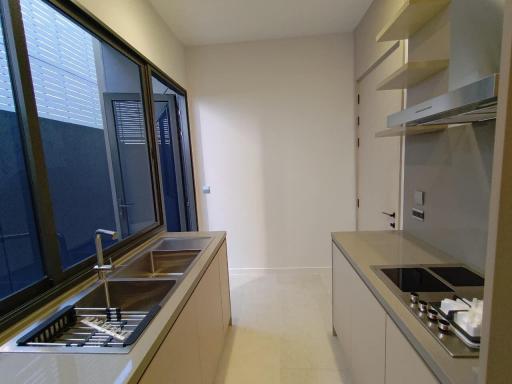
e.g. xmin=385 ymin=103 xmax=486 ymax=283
xmin=5 ymin=236 xmax=212 ymax=353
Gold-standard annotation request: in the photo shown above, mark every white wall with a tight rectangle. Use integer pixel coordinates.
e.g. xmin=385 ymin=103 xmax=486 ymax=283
xmin=74 ymin=0 xmax=187 ymax=86
xmin=186 ymin=35 xmax=356 ymax=268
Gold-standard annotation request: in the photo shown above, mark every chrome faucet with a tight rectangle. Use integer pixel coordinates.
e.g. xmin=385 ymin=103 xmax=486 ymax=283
xmin=94 ymin=229 xmax=119 ymax=278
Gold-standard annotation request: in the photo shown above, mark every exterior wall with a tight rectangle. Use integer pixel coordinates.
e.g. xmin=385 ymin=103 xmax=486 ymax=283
xmin=74 ymin=0 xmax=187 ymax=86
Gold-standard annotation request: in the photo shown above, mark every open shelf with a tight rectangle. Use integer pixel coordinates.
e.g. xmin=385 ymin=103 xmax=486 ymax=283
xmin=375 ymin=125 xmax=447 ymax=138
xmin=377 ymin=60 xmax=449 ymax=90
xmin=377 ymin=0 xmax=451 ymax=42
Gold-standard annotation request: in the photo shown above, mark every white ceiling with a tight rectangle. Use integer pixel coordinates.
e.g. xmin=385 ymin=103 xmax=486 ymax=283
xmin=148 ymin=0 xmax=373 ymax=46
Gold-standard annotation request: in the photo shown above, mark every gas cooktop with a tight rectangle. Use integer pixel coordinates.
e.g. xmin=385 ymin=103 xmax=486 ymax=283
xmin=372 ymin=264 xmax=485 ymax=358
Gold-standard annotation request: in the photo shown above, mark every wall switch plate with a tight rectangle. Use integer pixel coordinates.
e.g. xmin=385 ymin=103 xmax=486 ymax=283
xmin=414 ymin=190 xmax=425 ymax=206
xmin=412 ymin=208 xmax=425 ymax=221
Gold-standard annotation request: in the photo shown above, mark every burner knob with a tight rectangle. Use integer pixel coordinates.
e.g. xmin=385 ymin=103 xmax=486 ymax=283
xmin=410 ymin=292 xmax=419 ymax=304
xmin=418 ymin=300 xmax=428 ymax=313
xmin=438 ymin=319 xmax=450 ymax=333
xmin=427 ymin=308 xmax=439 ymax=321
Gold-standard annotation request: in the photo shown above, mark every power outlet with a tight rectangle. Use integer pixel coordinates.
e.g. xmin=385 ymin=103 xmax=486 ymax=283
xmin=412 ymin=208 xmax=425 ymax=221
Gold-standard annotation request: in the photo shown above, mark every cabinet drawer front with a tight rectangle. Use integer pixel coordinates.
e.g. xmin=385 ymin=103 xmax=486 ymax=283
xmin=194 ymin=256 xmax=225 ymax=384
xmin=332 ymin=244 xmax=352 ymax=349
xmin=386 ymin=318 xmax=439 ymax=384
xmin=332 ymin=242 xmax=386 ymax=384
xmin=218 ymin=241 xmax=231 ymax=332
xmin=139 ymin=300 xmax=202 ymax=384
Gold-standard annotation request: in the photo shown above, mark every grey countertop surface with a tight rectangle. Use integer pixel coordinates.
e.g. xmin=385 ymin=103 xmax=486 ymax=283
xmin=0 ymin=230 xmax=227 ymax=384
xmin=331 ymin=230 xmax=480 ymax=384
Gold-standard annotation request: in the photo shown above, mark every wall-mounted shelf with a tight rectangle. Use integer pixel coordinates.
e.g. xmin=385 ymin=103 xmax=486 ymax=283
xmin=375 ymin=125 xmax=447 ymax=138
xmin=377 ymin=60 xmax=449 ymax=91
xmin=376 ymin=0 xmax=451 ymax=42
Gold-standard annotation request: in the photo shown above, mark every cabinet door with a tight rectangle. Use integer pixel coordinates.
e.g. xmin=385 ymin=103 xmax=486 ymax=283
xmin=218 ymin=241 xmax=231 ymax=332
xmin=386 ymin=318 xmax=439 ymax=384
xmin=194 ymin=255 xmax=225 ymax=384
xmin=332 ymin=244 xmax=353 ymax=353
xmin=349 ymin=266 xmax=386 ymax=384
xmin=139 ymin=298 xmax=202 ymax=384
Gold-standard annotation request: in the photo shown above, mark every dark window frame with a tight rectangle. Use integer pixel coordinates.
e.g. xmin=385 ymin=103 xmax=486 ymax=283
xmin=0 ymin=0 xmax=195 ymax=330
xmin=150 ymin=69 xmax=199 ymax=231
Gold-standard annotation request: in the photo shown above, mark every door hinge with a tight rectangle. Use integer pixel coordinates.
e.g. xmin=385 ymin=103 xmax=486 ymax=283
xmin=357 ymin=138 xmax=360 ymax=148
xmin=357 ymin=116 xmax=360 ymax=126
xmin=356 ymin=198 xmax=360 ymax=208
xmin=357 ymin=94 xmax=360 ymax=105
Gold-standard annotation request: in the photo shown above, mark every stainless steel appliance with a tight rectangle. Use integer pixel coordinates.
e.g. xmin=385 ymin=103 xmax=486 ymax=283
xmin=372 ymin=264 xmax=485 ymax=358
xmin=0 ymin=236 xmax=211 ymax=354
xmin=387 ymin=74 xmax=499 ymax=128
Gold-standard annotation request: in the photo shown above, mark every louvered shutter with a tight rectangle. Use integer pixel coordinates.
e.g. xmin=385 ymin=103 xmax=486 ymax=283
xmin=19 ymin=0 xmax=102 ymax=128
xmin=0 ymin=22 xmax=15 ymax=112
xmin=112 ymin=100 xmax=147 ymax=145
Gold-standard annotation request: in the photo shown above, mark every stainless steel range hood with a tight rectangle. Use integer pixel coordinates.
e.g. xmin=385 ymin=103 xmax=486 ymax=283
xmin=387 ymin=74 xmax=499 ymax=128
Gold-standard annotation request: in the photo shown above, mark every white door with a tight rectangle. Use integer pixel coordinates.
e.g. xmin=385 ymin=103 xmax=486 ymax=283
xmin=356 ymin=45 xmax=404 ymax=230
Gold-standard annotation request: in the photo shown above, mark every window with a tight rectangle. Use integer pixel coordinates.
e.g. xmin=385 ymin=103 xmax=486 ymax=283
xmin=20 ymin=0 xmax=157 ymax=269
xmin=152 ymin=74 xmax=198 ymax=231
xmin=0 ymin=0 xmax=197 ymax=327
xmin=0 ymin=15 xmax=45 ymax=300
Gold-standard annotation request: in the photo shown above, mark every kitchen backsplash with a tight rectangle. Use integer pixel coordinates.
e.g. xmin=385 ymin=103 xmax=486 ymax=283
xmin=403 ymin=121 xmax=495 ymax=272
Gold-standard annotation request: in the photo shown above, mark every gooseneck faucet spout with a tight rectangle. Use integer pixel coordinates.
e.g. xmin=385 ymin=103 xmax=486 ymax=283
xmin=94 ymin=229 xmax=118 ymax=309
xmin=94 ymin=229 xmax=118 ymax=269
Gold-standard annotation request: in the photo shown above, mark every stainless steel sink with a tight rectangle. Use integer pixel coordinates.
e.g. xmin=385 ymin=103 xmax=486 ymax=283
xmin=3 ymin=235 xmax=212 ymax=354
xmin=153 ymin=237 xmax=211 ymax=251
xmin=113 ymin=250 xmax=200 ymax=278
xmin=11 ymin=279 xmax=177 ymax=353
xmin=76 ymin=280 xmax=176 ymax=310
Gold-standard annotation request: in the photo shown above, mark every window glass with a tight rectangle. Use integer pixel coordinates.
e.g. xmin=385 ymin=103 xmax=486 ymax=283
xmin=0 ymin=18 xmax=45 ymax=299
xmin=152 ymin=76 xmax=183 ymax=231
xmin=21 ymin=0 xmax=157 ymax=269
xmin=152 ymin=76 xmax=197 ymax=231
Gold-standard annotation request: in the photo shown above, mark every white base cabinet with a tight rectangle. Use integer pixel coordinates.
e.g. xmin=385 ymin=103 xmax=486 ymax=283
xmin=140 ymin=241 xmax=231 ymax=384
xmin=386 ymin=319 xmax=438 ymax=384
xmin=332 ymin=244 xmax=386 ymax=384
xmin=138 ymin=296 xmax=203 ymax=384
xmin=332 ymin=242 xmax=439 ymax=384
xmin=218 ymin=241 xmax=231 ymax=333
xmin=195 ymin=254 xmax=225 ymax=384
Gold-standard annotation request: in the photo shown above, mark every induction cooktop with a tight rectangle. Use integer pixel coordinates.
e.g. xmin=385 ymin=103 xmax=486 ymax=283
xmin=372 ymin=264 xmax=485 ymax=358
xmin=380 ymin=267 xmax=454 ymax=293
xmin=428 ymin=266 xmax=484 ymax=287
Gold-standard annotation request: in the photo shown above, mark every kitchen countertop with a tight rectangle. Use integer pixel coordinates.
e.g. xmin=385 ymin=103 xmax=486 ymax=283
xmin=0 ymin=230 xmax=227 ymax=384
xmin=332 ymin=230 xmax=480 ymax=384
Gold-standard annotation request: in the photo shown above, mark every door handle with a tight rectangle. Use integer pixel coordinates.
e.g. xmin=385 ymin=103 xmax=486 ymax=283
xmin=382 ymin=211 xmax=396 ymax=218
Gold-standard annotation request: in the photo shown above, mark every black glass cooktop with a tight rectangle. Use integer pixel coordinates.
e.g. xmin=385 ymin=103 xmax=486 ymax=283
xmin=429 ymin=266 xmax=484 ymax=287
xmin=381 ymin=267 xmax=454 ymax=293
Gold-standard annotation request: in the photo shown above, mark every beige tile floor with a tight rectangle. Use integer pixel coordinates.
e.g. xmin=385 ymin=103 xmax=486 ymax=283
xmin=214 ymin=269 xmax=351 ymax=384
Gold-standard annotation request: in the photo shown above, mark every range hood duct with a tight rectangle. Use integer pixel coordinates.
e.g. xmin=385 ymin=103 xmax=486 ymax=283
xmin=387 ymin=74 xmax=499 ymax=128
